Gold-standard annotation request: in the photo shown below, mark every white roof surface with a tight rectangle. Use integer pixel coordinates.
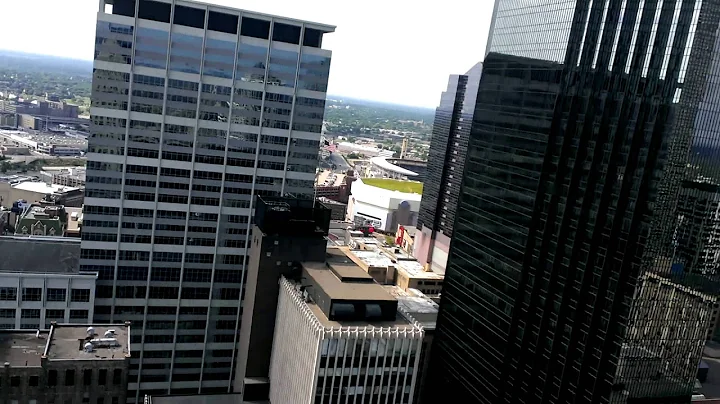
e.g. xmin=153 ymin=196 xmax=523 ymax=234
xmin=12 ymin=181 xmax=79 ymax=194
xmin=369 ymin=157 xmax=419 ymax=177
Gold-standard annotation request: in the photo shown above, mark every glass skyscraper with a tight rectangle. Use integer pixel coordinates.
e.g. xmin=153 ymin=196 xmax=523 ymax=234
xmin=81 ymin=0 xmax=333 ymax=401
xmin=427 ymin=0 xmax=720 ymax=403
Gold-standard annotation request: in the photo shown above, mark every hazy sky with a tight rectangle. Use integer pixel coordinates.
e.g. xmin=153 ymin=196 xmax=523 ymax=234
xmin=0 ymin=0 xmax=495 ymax=108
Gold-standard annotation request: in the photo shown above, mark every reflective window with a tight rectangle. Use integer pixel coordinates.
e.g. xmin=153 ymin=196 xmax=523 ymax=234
xmin=268 ymin=47 xmax=298 ymax=88
xmin=94 ymin=22 xmax=133 ymax=64
xmin=204 ymin=38 xmax=236 ymax=79
xmin=169 ymin=33 xmax=203 ymax=74
xmin=135 ymin=27 xmax=169 ymax=69
xmin=236 ymin=43 xmax=267 ymax=83
xmin=298 ymin=53 xmax=330 ymax=92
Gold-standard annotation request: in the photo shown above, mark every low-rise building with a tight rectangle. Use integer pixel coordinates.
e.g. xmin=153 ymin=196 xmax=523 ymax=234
xmin=315 ymin=170 xmax=350 ymax=203
xmin=0 ymin=323 xmax=130 ymax=404
xmin=0 ymin=236 xmax=95 ymax=329
xmin=15 ymin=205 xmax=68 ymax=237
xmin=270 ymin=255 xmax=425 ymax=404
xmin=50 ymin=168 xmax=86 ymax=188
xmin=347 ymin=178 xmax=421 ymax=232
xmin=0 ymin=182 xmax=83 ymax=208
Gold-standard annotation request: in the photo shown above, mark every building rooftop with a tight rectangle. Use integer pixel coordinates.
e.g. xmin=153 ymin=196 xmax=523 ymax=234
xmin=352 ymin=249 xmax=394 ymax=268
xmin=0 ymin=331 xmax=48 ymax=367
xmin=302 ymin=262 xmax=393 ymax=302
xmin=65 ymin=206 xmax=82 ymax=234
xmin=316 ymin=170 xmax=346 ymax=187
xmin=0 ymin=236 xmax=81 ymax=273
xmin=45 ymin=324 xmax=130 ymax=361
xmin=361 ymin=178 xmax=423 ymax=194
xmin=384 ymin=286 xmax=439 ymax=329
xmin=12 ymin=181 xmax=79 ymax=195
xmin=306 ymin=302 xmax=413 ymax=329
xmin=396 ymin=260 xmax=444 ymax=280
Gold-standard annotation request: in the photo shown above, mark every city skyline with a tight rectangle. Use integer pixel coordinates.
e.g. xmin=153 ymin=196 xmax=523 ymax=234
xmin=0 ymin=0 xmax=494 ymax=108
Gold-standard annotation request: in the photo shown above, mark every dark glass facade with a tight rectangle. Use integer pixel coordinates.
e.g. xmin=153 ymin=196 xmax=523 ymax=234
xmin=428 ymin=0 xmax=720 ymax=403
xmin=417 ymin=63 xmax=481 ymax=238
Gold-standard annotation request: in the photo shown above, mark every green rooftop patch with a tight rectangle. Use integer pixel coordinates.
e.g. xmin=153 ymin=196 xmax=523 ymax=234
xmin=362 ymin=178 xmax=423 ymax=194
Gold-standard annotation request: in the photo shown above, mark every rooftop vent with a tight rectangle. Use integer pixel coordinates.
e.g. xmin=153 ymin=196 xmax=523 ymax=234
xmin=84 ymin=342 xmax=94 ymax=352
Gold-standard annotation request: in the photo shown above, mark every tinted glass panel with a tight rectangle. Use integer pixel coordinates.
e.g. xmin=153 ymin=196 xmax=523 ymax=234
xmin=135 ymin=27 xmax=169 ymax=69
xmin=170 ymin=33 xmax=203 ymax=74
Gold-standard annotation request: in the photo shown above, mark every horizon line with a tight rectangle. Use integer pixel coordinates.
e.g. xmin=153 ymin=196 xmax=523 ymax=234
xmin=0 ymin=48 xmax=438 ymax=110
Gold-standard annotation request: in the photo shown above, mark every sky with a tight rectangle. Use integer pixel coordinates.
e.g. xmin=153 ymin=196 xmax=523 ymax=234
xmin=0 ymin=0 xmax=495 ymax=108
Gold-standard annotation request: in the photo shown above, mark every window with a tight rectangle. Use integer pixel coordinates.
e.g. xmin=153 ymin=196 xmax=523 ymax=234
xmin=22 ymin=288 xmax=42 ymax=301
xmin=0 ymin=287 xmax=17 ymax=301
xmin=21 ymin=309 xmax=41 ymax=318
xmin=0 ymin=309 xmax=15 ymax=318
xmin=48 ymin=370 xmax=57 ymax=386
xmin=113 ymin=369 xmax=122 ymax=384
xmin=84 ymin=369 xmax=92 ymax=386
xmin=29 ymin=375 xmax=38 ymax=387
xmin=10 ymin=376 xmax=20 ymax=387
xmin=70 ymin=310 xmax=89 ymax=320
xmin=46 ymin=288 xmax=67 ymax=302
xmin=46 ymin=309 xmax=65 ymax=319
xmin=71 ymin=289 xmax=91 ymax=302
xmin=65 ymin=369 xmax=75 ymax=386
xmin=98 ymin=369 xmax=107 ymax=386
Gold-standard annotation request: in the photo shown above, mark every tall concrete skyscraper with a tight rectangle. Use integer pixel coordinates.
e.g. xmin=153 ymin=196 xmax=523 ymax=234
xmin=80 ymin=0 xmax=333 ymax=400
xmin=427 ymin=0 xmax=720 ymax=403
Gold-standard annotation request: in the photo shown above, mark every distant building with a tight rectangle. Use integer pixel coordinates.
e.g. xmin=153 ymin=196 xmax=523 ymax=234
xmin=0 ymin=113 xmax=17 ymax=129
xmin=413 ymin=62 xmax=481 ymax=276
xmin=0 ymin=182 xmax=83 ymax=208
xmin=314 ymin=169 xmax=350 ymax=203
xmin=0 ymin=236 xmax=94 ymax=329
xmin=270 ymin=255 xmax=425 ymax=403
xmin=50 ymin=168 xmax=86 ymax=188
xmin=368 ymin=156 xmax=420 ymax=180
xmin=347 ymin=178 xmax=421 ymax=232
xmin=385 ymin=158 xmax=427 ymax=181
xmin=0 ymin=130 xmax=86 ymax=156
xmin=0 ymin=323 xmax=130 ymax=404
xmin=18 ymin=115 xmax=42 ymax=131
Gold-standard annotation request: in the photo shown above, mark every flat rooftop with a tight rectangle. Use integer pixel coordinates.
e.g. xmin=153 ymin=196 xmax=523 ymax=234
xmin=307 ymin=302 xmax=413 ymax=329
xmin=65 ymin=207 xmax=82 ymax=233
xmin=13 ymin=181 xmax=79 ymax=195
xmin=316 ymin=170 xmax=346 ymax=187
xmin=0 ymin=331 xmax=48 ymax=367
xmin=303 ymin=263 xmax=393 ymax=302
xmin=384 ymin=286 xmax=439 ymax=328
xmin=352 ymin=249 xmax=394 ymax=268
xmin=0 ymin=236 xmax=81 ymax=273
xmin=396 ymin=260 xmax=444 ymax=280
xmin=46 ymin=324 xmax=129 ymax=361
xmin=325 ymin=248 xmax=374 ymax=282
